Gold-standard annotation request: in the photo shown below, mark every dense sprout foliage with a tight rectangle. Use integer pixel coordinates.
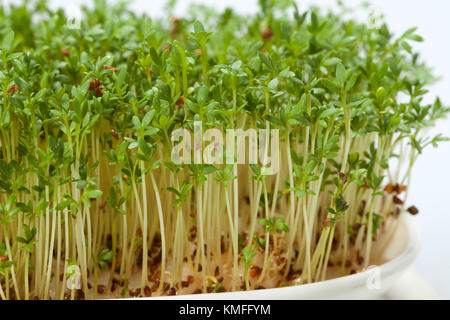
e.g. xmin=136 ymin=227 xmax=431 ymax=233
xmin=0 ymin=0 xmax=448 ymax=299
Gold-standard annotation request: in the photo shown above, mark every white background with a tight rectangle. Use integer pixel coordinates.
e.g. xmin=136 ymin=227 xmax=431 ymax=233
xmin=6 ymin=0 xmax=450 ymax=298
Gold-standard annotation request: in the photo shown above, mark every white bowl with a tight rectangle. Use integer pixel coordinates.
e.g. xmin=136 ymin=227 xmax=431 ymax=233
xmin=146 ymin=213 xmax=419 ymax=300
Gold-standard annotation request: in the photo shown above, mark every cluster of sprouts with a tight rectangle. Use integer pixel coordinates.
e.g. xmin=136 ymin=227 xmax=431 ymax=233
xmin=0 ymin=0 xmax=448 ymax=299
